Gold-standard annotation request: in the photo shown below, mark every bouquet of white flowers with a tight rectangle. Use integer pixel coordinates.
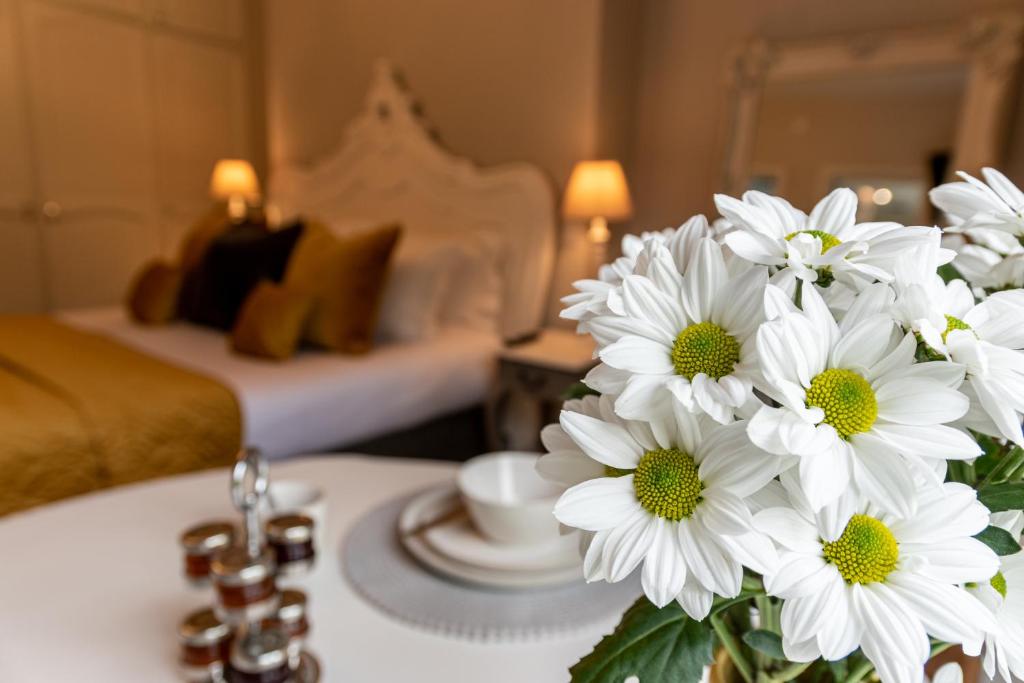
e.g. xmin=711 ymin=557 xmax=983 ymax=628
xmin=543 ymin=169 xmax=1024 ymax=683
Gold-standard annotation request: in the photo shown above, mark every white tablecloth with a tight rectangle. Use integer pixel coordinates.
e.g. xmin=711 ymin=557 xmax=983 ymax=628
xmin=0 ymin=456 xmax=615 ymax=682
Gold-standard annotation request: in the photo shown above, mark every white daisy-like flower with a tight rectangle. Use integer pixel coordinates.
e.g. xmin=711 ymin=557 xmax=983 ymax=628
xmin=755 ymin=474 xmax=998 ymax=683
xmin=714 ymin=188 xmax=947 ymax=289
xmin=893 ymin=244 xmax=1024 ymax=446
xmin=559 ymin=216 xmax=707 ymax=329
xmin=963 ymin=509 xmax=1024 ymax=683
xmin=748 ymin=283 xmax=980 ymax=514
xmin=583 ymin=237 xmax=768 ymax=424
xmin=548 ymin=400 xmax=781 ymax=615
xmin=930 ymin=167 xmax=1024 ymax=237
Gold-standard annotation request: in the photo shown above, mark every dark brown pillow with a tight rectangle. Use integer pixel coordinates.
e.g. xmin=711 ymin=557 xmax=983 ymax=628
xmin=179 ymin=221 xmax=305 ymax=330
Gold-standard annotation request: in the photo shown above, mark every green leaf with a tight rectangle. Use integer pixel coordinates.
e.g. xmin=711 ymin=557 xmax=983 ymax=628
xmin=974 ymin=525 xmax=1022 ymax=556
xmin=741 ymin=629 xmax=784 ymax=659
xmin=937 ymin=263 xmax=963 ymax=284
xmin=978 ymin=482 xmax=1024 ymax=512
xmin=570 ymin=597 xmax=714 ymax=683
xmin=563 ymin=381 xmax=600 ymax=401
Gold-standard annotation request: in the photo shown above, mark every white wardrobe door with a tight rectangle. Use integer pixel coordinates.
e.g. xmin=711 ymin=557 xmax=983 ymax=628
xmin=153 ymin=33 xmax=249 ymax=257
xmin=0 ymin=0 xmax=44 ymax=312
xmin=23 ymin=1 xmax=160 ymax=309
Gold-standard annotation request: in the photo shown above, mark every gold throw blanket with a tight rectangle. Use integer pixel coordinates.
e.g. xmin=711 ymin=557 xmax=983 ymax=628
xmin=0 ymin=317 xmax=241 ymax=516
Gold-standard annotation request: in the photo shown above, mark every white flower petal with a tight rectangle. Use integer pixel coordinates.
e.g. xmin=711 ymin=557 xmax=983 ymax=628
xmin=887 ymin=573 xmax=994 ymax=647
xmin=600 ymin=335 xmax=674 ymax=375
xmin=554 ymin=476 xmax=640 ymax=531
xmin=849 ymin=432 xmax=918 ymax=518
xmin=753 ymin=507 xmax=820 ymax=553
xmin=871 ymin=423 xmax=982 ymax=461
xmin=681 ymin=238 xmax=728 ymax=323
xmin=676 ymin=574 xmax=714 ymax=621
xmin=798 ymin=439 xmax=852 ymax=511
xmin=602 ymin=509 xmax=658 ymax=582
xmin=641 ymin=517 xmax=688 ymax=607
xmin=677 ymin=518 xmax=741 ymax=597
xmin=875 ymin=379 xmax=969 ymax=425
xmin=559 ymin=410 xmax=643 ymax=469
xmin=900 ymin=537 xmax=1000 ymax=584
xmin=536 ymin=450 xmax=603 ymax=487
xmin=764 ymin=553 xmax=835 ymax=599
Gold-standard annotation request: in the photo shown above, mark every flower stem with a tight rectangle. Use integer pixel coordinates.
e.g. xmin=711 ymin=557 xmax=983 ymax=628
xmin=710 ymin=612 xmax=754 ymax=683
xmin=981 ymin=446 xmax=1024 ymax=485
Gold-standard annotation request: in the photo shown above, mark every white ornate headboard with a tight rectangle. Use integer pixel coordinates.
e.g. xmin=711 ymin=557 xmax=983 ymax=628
xmin=270 ymin=60 xmax=557 ymax=342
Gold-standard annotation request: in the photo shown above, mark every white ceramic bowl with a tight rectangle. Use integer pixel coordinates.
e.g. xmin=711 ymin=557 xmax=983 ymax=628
xmin=456 ymin=452 xmax=563 ymax=545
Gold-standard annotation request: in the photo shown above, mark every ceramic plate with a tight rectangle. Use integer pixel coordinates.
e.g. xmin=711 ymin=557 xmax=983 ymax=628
xmin=397 ymin=484 xmax=583 ymax=589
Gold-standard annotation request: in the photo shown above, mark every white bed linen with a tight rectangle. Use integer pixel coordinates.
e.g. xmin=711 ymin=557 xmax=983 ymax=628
xmin=59 ymin=308 xmax=500 ymax=459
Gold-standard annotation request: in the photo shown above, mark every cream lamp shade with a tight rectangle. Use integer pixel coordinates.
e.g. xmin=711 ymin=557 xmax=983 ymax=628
xmin=563 ymin=160 xmax=633 ymax=243
xmin=210 ymin=159 xmax=260 ymax=221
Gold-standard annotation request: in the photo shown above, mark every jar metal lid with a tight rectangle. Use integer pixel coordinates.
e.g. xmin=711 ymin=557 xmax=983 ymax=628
xmin=230 ymin=628 xmax=289 ymax=673
xmin=266 ymin=514 xmax=314 ymax=544
xmin=181 ymin=522 xmax=235 ymax=554
xmin=178 ymin=607 xmax=231 ymax=646
xmin=276 ymin=589 xmax=307 ymax=623
xmin=211 ymin=546 xmax=274 ymax=586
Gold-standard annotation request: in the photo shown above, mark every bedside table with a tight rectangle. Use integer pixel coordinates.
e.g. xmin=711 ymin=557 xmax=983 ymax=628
xmin=489 ymin=328 xmax=598 ymax=451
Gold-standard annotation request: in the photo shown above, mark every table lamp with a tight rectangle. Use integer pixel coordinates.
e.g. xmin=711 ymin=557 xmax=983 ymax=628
xmin=210 ymin=159 xmax=260 ymax=222
xmin=562 ymin=160 xmax=633 ymax=243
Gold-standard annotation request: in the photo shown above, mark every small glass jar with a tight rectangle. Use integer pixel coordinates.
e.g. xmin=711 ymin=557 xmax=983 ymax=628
xmin=262 ymin=589 xmax=309 ymax=669
xmin=211 ymin=546 xmax=278 ymax=625
xmin=226 ymin=628 xmax=292 ymax=683
xmin=178 ymin=607 xmax=232 ymax=682
xmin=293 ymin=651 xmax=321 ymax=682
xmin=180 ymin=522 xmax=235 ymax=586
xmin=266 ymin=515 xmax=315 ymax=577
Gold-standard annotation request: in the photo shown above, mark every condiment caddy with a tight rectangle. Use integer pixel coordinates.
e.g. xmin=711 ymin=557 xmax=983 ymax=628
xmin=177 ymin=449 xmax=320 ymax=683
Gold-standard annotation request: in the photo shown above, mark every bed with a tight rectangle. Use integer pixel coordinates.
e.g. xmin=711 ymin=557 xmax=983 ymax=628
xmin=0 ymin=60 xmax=556 ymax=515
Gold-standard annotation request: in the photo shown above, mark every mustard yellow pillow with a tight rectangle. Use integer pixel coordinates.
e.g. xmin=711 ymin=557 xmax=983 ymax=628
xmin=284 ymin=221 xmax=402 ymax=354
xmin=230 ymin=282 xmax=314 ymax=361
xmin=126 ymin=260 xmax=183 ymax=325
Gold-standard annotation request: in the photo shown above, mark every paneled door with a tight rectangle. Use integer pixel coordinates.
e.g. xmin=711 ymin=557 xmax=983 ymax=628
xmin=153 ymin=32 xmax=250 ymax=257
xmin=21 ymin=0 xmax=160 ymax=309
xmin=0 ymin=0 xmax=44 ymax=312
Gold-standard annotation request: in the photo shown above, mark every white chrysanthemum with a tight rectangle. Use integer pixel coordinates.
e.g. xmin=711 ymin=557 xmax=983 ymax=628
xmin=930 ymin=168 xmax=1024 ymax=237
xmin=894 ymin=244 xmax=1024 ymax=445
xmin=965 ymin=509 xmax=1024 ymax=683
xmin=545 ymin=400 xmax=781 ymax=616
xmin=715 ymin=188 xmax=947 ymax=289
xmin=560 ymin=216 xmax=707 ymax=329
xmin=755 ymin=474 xmax=998 ymax=683
xmin=583 ymin=238 xmax=767 ymax=424
xmin=748 ymin=283 xmax=980 ymax=514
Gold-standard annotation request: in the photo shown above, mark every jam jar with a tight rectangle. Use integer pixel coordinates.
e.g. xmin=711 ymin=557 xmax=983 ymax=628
xmin=180 ymin=521 xmax=235 ymax=586
xmin=178 ymin=607 xmax=232 ymax=682
xmin=226 ymin=627 xmax=292 ymax=683
xmin=262 ymin=589 xmax=309 ymax=669
xmin=211 ymin=546 xmax=278 ymax=624
xmin=265 ymin=515 xmax=315 ymax=577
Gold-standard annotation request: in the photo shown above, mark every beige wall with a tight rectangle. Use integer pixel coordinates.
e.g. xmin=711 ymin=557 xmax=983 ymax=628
xmin=264 ymin=0 xmax=605 ymax=189
xmin=628 ymin=0 xmax=1024 ymax=233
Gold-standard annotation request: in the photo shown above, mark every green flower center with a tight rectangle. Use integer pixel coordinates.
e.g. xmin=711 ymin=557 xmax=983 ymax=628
xmin=633 ymin=448 xmax=703 ymax=521
xmin=785 ymin=230 xmax=842 ymax=253
xmin=991 ymin=571 xmax=1007 ymax=598
xmin=822 ymin=514 xmax=899 ymax=584
xmin=805 ymin=368 xmax=878 ymax=439
xmin=942 ymin=314 xmax=971 ymax=342
xmin=671 ymin=322 xmax=741 ymax=380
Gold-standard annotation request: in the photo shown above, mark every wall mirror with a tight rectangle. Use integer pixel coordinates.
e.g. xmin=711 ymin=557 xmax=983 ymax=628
xmin=723 ymin=14 xmax=1023 ymax=224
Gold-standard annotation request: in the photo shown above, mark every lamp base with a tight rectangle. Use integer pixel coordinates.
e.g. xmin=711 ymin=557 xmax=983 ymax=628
xmin=587 ymin=216 xmax=611 ymax=243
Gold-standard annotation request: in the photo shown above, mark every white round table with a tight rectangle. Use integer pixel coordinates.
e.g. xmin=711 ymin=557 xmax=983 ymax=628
xmin=0 ymin=455 xmax=615 ymax=682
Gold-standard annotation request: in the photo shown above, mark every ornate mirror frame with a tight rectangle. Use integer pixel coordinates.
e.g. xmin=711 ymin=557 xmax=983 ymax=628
xmin=722 ymin=13 xmax=1024 ymax=195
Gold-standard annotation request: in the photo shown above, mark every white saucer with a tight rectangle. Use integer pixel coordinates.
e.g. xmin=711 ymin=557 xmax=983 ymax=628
xmin=397 ymin=484 xmax=583 ymax=589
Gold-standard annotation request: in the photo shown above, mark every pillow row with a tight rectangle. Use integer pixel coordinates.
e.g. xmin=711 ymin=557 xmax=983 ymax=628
xmin=127 ymin=215 xmax=402 ymax=360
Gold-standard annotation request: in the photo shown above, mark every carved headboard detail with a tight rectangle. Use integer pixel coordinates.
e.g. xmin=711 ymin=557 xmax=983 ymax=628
xmin=270 ymin=60 xmax=557 ymax=341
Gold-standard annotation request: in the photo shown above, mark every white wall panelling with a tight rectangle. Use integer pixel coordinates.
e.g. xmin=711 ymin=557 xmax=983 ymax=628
xmin=1 ymin=0 xmax=258 ymax=311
